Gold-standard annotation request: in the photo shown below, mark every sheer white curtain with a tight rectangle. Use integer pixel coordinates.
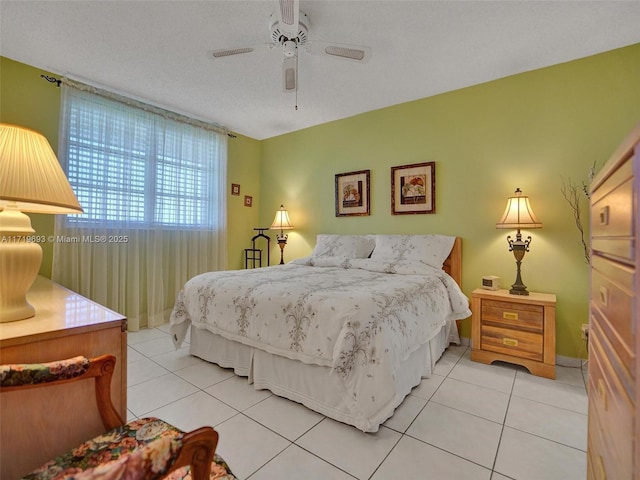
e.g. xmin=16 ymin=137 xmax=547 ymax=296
xmin=53 ymin=81 xmax=227 ymax=330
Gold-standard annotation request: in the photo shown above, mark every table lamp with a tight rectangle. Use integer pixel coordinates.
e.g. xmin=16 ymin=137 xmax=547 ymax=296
xmin=0 ymin=124 xmax=83 ymax=322
xmin=270 ymin=204 xmax=294 ymax=264
xmin=496 ymin=188 xmax=542 ymax=296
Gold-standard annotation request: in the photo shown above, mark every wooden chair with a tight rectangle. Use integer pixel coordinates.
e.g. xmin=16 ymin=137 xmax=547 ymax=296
xmin=0 ymin=354 xmax=235 ymax=480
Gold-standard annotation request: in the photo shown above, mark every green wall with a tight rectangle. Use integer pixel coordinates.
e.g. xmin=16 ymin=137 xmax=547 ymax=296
xmin=259 ymin=43 xmax=640 ymax=358
xmin=227 ymin=132 xmax=262 ymax=269
xmin=0 ymin=56 xmax=262 ymax=273
xmin=1 ymin=57 xmax=61 ymax=277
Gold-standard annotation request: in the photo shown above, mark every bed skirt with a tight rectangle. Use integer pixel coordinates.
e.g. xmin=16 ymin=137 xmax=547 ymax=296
xmin=188 ymin=319 xmax=458 ymax=432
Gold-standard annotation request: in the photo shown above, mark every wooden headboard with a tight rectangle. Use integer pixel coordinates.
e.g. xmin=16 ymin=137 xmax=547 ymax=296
xmin=443 ymin=237 xmax=465 ymax=334
xmin=442 ymin=237 xmax=462 ymax=287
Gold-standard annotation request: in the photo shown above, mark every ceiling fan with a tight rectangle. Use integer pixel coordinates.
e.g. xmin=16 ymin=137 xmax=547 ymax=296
xmin=210 ymin=0 xmax=371 ymax=96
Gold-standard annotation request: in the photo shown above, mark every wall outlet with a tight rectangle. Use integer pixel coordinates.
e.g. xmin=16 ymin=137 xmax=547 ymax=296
xmin=581 ymin=324 xmax=589 ymax=340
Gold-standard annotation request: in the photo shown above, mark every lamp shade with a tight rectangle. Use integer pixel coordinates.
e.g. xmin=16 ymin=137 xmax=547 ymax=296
xmin=270 ymin=204 xmax=294 ymax=231
xmin=0 ymin=124 xmax=83 ymax=214
xmin=496 ymin=188 xmax=541 ymax=229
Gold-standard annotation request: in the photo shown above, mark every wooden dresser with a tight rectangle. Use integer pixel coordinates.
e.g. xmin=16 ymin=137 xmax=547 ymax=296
xmin=587 ymin=123 xmax=640 ymax=480
xmin=0 ymin=276 xmax=127 ymax=479
xmin=471 ymin=288 xmax=556 ymax=379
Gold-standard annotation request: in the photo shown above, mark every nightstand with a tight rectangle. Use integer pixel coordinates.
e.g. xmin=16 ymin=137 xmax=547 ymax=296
xmin=470 ymin=288 xmax=556 ymax=379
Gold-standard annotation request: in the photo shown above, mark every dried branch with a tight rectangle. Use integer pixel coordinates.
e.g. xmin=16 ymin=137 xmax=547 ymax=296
xmin=561 ymin=161 xmax=596 ymax=266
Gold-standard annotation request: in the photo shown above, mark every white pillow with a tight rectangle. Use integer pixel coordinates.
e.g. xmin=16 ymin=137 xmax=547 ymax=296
xmin=370 ymin=234 xmax=455 ymax=269
xmin=311 ymin=234 xmax=376 ymax=259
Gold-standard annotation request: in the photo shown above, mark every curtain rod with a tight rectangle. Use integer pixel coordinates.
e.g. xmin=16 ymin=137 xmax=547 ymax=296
xmin=39 ymin=73 xmax=237 ymax=138
xmin=41 ymin=74 xmax=61 ymax=87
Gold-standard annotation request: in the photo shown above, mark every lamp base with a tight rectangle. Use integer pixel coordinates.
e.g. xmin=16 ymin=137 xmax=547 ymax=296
xmin=276 ymin=237 xmax=287 ymax=265
xmin=507 ymin=232 xmax=530 ymax=296
xmin=509 ymin=284 xmax=529 ymax=296
xmin=0 ymin=206 xmax=42 ymax=322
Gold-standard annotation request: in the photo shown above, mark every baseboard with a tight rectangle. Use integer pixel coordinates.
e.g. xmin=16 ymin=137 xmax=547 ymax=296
xmin=555 ymin=355 xmax=585 ymax=368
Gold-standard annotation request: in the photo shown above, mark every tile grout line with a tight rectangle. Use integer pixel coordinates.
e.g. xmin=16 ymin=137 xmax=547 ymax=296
xmin=488 ymin=365 xmax=518 ymax=477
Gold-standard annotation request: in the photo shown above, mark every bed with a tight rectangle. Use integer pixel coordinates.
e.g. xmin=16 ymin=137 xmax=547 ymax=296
xmin=170 ymin=234 xmax=470 ymax=432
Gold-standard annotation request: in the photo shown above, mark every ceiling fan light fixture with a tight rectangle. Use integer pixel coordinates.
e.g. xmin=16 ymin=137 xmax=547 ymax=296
xmin=283 ymin=40 xmax=298 ymax=58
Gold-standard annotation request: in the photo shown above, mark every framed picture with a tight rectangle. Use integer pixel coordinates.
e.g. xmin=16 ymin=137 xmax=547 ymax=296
xmin=391 ymin=162 xmax=435 ymax=214
xmin=244 ymin=195 xmax=253 ymax=207
xmin=335 ymin=169 xmax=370 ymax=217
xmin=231 ymin=183 xmax=240 ymax=196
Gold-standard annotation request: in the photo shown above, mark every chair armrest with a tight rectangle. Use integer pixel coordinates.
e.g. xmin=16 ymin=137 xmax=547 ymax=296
xmin=1 ymin=354 xmax=124 ymax=430
xmin=1 ymin=355 xmax=90 ymax=387
xmin=169 ymin=426 xmax=219 ymax=480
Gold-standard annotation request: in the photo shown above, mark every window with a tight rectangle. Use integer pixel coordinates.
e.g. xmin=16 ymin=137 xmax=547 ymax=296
xmin=54 ymin=81 xmax=227 ymax=330
xmin=60 ymin=86 xmax=225 ymax=229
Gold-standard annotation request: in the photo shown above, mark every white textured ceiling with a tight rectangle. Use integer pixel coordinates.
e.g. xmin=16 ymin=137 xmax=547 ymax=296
xmin=2 ymin=1 xmax=640 ymax=140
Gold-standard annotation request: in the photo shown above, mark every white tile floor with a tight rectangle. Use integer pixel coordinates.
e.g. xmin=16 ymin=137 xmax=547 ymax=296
xmin=127 ymin=326 xmax=588 ymax=480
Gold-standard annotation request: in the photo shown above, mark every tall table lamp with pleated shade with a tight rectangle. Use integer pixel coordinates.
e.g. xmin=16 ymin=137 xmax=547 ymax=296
xmin=0 ymin=124 xmax=83 ymax=322
xmin=495 ymin=188 xmax=542 ymax=296
xmin=270 ymin=204 xmax=294 ymax=265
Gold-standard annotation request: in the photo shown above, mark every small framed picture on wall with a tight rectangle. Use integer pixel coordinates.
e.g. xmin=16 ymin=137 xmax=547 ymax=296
xmin=391 ymin=162 xmax=435 ymax=214
xmin=231 ymin=183 xmax=240 ymax=195
xmin=335 ymin=169 xmax=370 ymax=217
xmin=244 ymin=195 xmax=253 ymax=207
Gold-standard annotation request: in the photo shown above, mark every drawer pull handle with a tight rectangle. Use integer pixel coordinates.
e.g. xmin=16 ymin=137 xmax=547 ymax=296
xmin=599 ymin=205 xmax=609 ymax=226
xmin=596 ymin=455 xmax=607 ymax=480
xmin=599 ymin=287 xmax=608 ymax=306
xmin=502 ymin=338 xmax=518 ymax=347
xmin=597 ymin=379 xmax=608 ymax=411
xmin=503 ymin=312 xmax=518 ymax=320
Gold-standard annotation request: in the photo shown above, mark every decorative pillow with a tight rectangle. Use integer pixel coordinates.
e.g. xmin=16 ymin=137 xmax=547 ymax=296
xmin=311 ymin=234 xmax=376 ymax=259
xmin=370 ymin=234 xmax=455 ymax=269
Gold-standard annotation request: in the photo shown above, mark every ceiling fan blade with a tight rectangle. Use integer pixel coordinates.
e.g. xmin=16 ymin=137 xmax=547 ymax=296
xmin=277 ymin=0 xmax=300 ymax=38
xmin=210 ymin=47 xmax=255 ymax=58
xmin=282 ymin=55 xmax=297 ymax=93
xmin=307 ymin=41 xmax=372 ymax=63
xmin=209 ymin=43 xmax=273 ymax=59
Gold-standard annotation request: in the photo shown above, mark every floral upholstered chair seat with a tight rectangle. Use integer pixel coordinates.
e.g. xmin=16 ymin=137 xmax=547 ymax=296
xmin=22 ymin=417 xmax=235 ymax=480
xmin=1 ymin=356 xmax=235 ymax=480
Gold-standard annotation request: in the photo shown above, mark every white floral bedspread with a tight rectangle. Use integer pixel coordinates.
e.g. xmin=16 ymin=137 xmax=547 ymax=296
xmin=170 ymin=260 xmax=470 ymax=426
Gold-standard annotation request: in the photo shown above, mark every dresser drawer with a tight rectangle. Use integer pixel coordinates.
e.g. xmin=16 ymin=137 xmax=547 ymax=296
xmin=587 ymin=407 xmax=626 ymax=480
xmin=588 ymin=332 xmax=633 ymax=480
xmin=590 ymin=306 xmax=635 ymax=394
xmin=481 ymin=299 xmax=543 ymax=332
xmin=481 ymin=325 xmax=543 ymax=361
xmin=591 ymin=255 xmax=634 ymax=353
xmin=591 ymin=160 xmax=634 ymax=262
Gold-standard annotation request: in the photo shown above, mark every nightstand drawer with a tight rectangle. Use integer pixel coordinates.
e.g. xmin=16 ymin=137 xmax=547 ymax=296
xmin=481 ymin=299 xmax=543 ymax=332
xmin=481 ymin=325 xmax=543 ymax=361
